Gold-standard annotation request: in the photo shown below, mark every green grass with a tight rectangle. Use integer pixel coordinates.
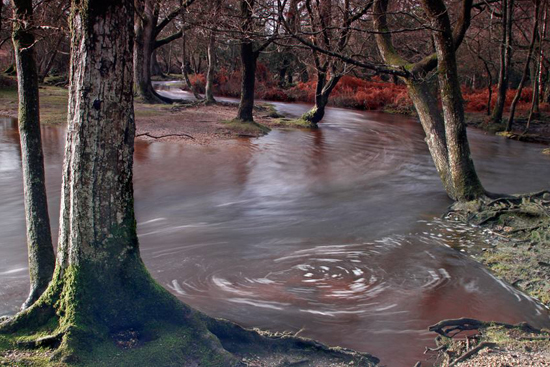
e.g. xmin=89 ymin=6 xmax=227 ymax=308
xmin=269 ymin=117 xmax=316 ymax=128
xmin=222 ymin=119 xmax=271 ymax=136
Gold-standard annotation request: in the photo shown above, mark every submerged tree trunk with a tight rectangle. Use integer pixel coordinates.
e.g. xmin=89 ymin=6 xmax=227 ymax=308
xmin=491 ymin=0 xmax=514 ymax=124
xmin=237 ymin=41 xmax=258 ymax=122
xmin=205 ymin=30 xmax=217 ymax=104
xmin=11 ymin=0 xmax=55 ymax=310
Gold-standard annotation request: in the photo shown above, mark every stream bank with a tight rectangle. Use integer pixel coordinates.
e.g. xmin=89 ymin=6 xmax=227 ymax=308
xmin=426 ymin=194 xmax=550 ymax=366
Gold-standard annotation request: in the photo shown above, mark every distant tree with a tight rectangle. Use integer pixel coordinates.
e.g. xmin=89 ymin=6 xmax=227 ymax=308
xmin=491 ymin=0 xmax=515 ymax=124
xmin=291 ymin=0 xmax=372 ymax=126
xmin=10 ymin=0 xmax=55 ymax=310
xmin=507 ymin=0 xmax=540 ymax=131
xmin=235 ymin=0 xmax=278 ymax=122
xmin=134 ymin=0 xmax=195 ymax=103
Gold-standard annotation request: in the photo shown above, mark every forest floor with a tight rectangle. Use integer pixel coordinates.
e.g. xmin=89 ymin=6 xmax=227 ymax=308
xmin=0 ymin=85 xmax=311 ymax=145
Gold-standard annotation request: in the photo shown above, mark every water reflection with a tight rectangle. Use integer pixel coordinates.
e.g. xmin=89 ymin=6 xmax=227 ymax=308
xmin=1 ymin=88 xmax=549 ymax=367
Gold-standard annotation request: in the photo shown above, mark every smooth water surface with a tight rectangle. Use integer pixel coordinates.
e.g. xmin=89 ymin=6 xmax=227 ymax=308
xmin=1 ymin=86 xmax=549 ymax=366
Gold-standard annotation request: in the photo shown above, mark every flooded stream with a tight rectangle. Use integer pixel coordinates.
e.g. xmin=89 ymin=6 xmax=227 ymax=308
xmin=1 ymin=84 xmax=550 ymax=366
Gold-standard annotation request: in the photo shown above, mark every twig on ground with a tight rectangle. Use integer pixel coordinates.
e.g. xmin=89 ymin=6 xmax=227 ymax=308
xmin=137 ymin=132 xmax=195 ymax=140
xmin=448 ymin=342 xmax=497 ymax=366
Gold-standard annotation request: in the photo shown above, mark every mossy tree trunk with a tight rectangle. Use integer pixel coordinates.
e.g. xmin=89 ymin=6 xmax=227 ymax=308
xmin=301 ymin=71 xmax=341 ymax=125
xmin=421 ymin=0 xmax=485 ymax=201
xmin=405 ymin=80 xmax=453 ymax=193
xmin=374 ymin=0 xmax=485 ymax=202
xmin=11 ymin=0 xmax=55 ymax=310
xmin=0 ymin=2 xmax=235 ymax=364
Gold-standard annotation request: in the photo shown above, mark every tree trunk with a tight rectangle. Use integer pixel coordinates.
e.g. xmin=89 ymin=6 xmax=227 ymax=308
xmin=151 ymin=50 xmax=163 ymax=77
xmin=373 ymin=0 xmax=485 ymax=201
xmin=538 ymin=5 xmax=548 ymax=103
xmin=0 ymin=0 xmax=228 ymax=360
xmin=406 ymin=80 xmax=457 ymax=196
xmin=507 ymin=1 xmax=539 ymax=132
xmin=482 ymin=60 xmax=493 ymax=116
xmin=180 ymin=10 xmax=202 ymax=100
xmin=491 ymin=0 xmax=514 ymax=124
xmin=11 ymin=0 xmax=55 ymax=310
xmin=237 ymin=42 xmax=257 ymax=122
xmin=422 ymin=0 xmax=485 ymax=201
xmin=38 ymin=37 xmax=63 ymax=84
xmin=301 ymin=71 xmax=341 ymax=125
xmin=205 ymin=30 xmax=217 ymax=104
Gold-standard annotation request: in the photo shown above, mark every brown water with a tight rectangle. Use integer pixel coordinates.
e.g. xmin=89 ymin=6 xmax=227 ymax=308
xmin=1 ymin=86 xmax=550 ymax=366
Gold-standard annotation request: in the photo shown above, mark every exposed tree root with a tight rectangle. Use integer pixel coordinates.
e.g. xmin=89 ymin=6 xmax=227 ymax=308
xmin=446 ymin=190 xmax=550 ymax=240
xmin=429 ymin=318 xmax=540 ymax=338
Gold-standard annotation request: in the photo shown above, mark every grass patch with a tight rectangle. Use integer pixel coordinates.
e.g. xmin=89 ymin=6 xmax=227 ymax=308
xmin=222 ymin=119 xmax=271 ymax=136
xmin=256 ymin=103 xmax=283 ymax=118
xmin=269 ymin=117 xmax=316 ymax=128
xmin=38 ymin=87 xmax=69 ymax=125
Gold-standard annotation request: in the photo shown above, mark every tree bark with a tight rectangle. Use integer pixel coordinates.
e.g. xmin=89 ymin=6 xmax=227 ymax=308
xmin=491 ymin=0 xmax=514 ymax=124
xmin=11 ymin=0 xmax=55 ymax=310
xmin=1 ymin=0 xmax=4 ymax=35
